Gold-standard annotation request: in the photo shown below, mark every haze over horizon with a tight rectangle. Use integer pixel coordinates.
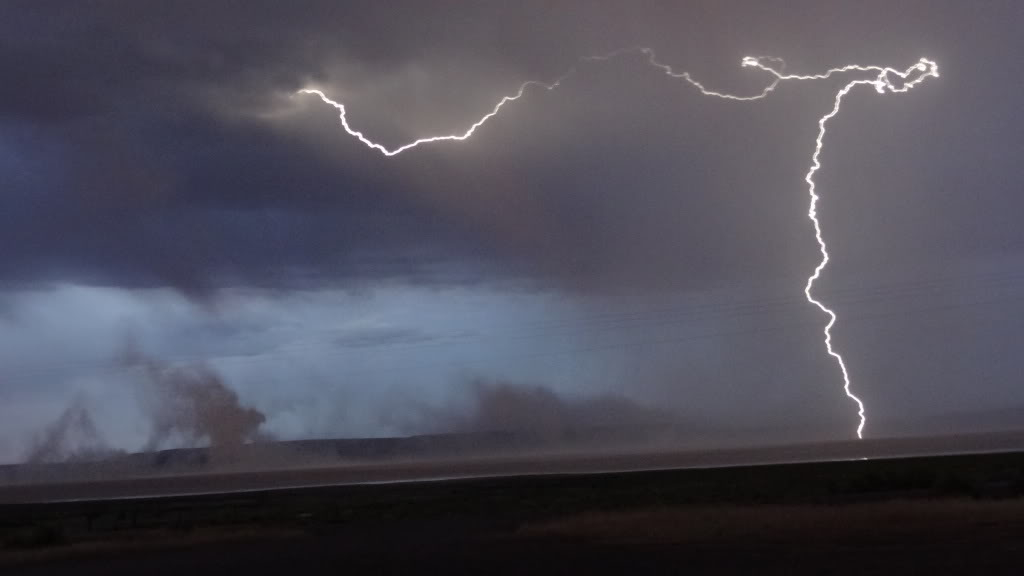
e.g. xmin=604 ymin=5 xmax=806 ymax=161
xmin=2 ymin=1 xmax=1023 ymax=465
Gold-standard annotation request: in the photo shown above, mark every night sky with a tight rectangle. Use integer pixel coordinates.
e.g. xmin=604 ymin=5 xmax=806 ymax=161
xmin=1 ymin=0 xmax=1022 ymax=462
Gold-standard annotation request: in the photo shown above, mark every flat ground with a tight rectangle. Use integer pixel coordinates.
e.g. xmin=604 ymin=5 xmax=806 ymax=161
xmin=3 ymin=499 xmax=1024 ymax=575
xmin=3 ymin=452 xmax=1024 ymax=574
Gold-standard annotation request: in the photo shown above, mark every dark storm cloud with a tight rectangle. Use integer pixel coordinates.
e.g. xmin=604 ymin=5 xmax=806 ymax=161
xmin=0 ymin=0 xmax=508 ymax=293
xmin=1 ymin=0 xmax=1022 ymax=296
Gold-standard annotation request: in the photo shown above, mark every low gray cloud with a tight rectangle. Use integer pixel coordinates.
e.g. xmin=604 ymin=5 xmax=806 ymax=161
xmin=331 ymin=326 xmax=434 ymax=349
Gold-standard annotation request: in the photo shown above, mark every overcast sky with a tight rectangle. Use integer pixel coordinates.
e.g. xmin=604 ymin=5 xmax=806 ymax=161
xmin=1 ymin=0 xmax=1022 ymax=463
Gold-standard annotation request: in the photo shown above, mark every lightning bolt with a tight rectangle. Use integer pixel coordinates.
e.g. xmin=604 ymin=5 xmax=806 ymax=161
xmin=295 ymin=47 xmax=786 ymax=156
xmin=747 ymin=57 xmax=939 ymax=438
xmin=297 ymin=74 xmax=573 ymax=156
xmin=296 ymin=49 xmax=938 ymax=439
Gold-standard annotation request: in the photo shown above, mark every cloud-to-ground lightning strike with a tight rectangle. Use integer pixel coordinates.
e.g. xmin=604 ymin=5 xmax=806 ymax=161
xmin=764 ymin=58 xmax=940 ymax=439
xmin=298 ymin=49 xmax=939 ymax=439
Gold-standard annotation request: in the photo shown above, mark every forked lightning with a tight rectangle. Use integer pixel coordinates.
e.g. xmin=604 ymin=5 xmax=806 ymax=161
xmin=297 ymin=49 xmax=939 ymax=439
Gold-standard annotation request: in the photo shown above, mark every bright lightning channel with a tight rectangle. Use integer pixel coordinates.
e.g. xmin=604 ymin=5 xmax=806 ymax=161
xmin=296 ymin=50 xmax=939 ymax=439
xmin=297 ymin=73 xmax=573 ymax=157
xmin=752 ymin=57 xmax=939 ymax=439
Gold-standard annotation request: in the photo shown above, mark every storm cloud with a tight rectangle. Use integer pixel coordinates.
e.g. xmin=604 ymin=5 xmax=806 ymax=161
xmin=2 ymin=1 xmax=1023 ymax=462
xmin=1 ymin=1 xmax=1018 ymax=295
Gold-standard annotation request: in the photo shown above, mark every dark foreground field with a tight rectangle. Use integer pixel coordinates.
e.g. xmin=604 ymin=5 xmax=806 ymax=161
xmin=3 ymin=451 xmax=1024 ymax=574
